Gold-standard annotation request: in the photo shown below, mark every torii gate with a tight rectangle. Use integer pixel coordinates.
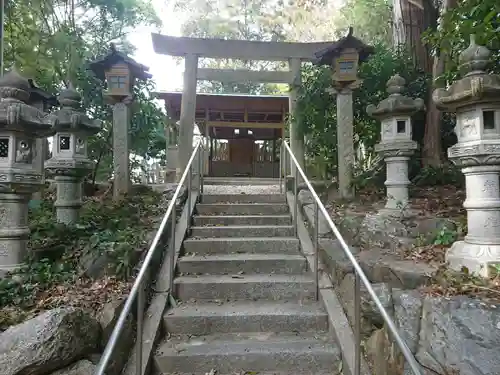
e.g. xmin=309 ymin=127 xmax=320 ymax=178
xmin=150 ymin=34 xmax=335 ymax=180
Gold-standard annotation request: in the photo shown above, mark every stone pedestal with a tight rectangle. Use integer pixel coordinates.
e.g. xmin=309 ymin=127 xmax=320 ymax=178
xmin=375 ymin=144 xmax=417 ymax=214
xmin=447 ymin=165 xmax=500 ymax=274
xmin=53 ymin=175 xmax=83 ymax=224
xmin=433 ymin=35 xmax=500 ymax=276
xmin=0 ymin=193 xmax=30 ymax=275
xmin=112 ymin=101 xmax=131 ymax=197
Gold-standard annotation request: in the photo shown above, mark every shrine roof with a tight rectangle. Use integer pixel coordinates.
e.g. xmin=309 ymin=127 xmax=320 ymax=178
xmin=155 ymin=91 xmax=287 ymax=139
xmin=155 ymin=91 xmax=288 ymax=113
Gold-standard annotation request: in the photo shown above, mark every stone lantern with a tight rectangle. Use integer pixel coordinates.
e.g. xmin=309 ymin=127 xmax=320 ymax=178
xmin=88 ymin=44 xmax=152 ymax=199
xmin=367 ymin=74 xmax=424 ymax=214
xmin=433 ymin=35 xmax=500 ymax=276
xmin=0 ymin=69 xmax=57 ymax=275
xmin=45 ymin=86 xmax=101 ymax=224
xmin=314 ymin=27 xmax=374 ymax=198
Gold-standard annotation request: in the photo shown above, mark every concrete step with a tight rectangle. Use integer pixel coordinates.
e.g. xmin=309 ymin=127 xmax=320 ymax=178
xmin=190 ymin=225 xmax=294 ymax=238
xmin=174 ymin=274 xmax=316 ymax=301
xmin=154 ymin=332 xmax=341 ymax=374
xmin=194 ymin=214 xmax=291 ymax=226
xmin=163 ymin=301 xmax=328 ymax=335
xmin=201 ymin=194 xmax=286 ymax=204
xmin=178 ymin=253 xmax=307 ymax=275
xmin=183 ymin=237 xmax=300 ymax=255
xmin=196 ymin=203 xmax=289 ymax=215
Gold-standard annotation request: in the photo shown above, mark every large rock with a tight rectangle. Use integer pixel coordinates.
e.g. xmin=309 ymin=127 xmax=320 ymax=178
xmin=416 ymin=296 xmax=500 ymax=375
xmin=49 ymin=360 xmax=97 ymax=375
xmin=393 ymin=290 xmax=423 ymax=354
xmin=0 ymin=308 xmax=101 ymax=375
xmin=303 ymin=204 xmax=332 ymax=237
xmin=319 ymin=238 xmax=359 ymax=285
xmin=162 ymin=183 xmax=187 ymax=205
xmin=338 ymin=273 xmax=393 ymax=336
xmin=357 ymin=249 xmax=437 ymax=289
xmin=97 ymin=299 xmax=135 ymax=375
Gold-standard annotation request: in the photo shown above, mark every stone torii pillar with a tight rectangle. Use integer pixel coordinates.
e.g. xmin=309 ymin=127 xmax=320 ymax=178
xmin=0 ymin=69 xmax=57 ymax=275
xmin=433 ymin=36 xmax=500 ymax=276
xmin=178 ymin=53 xmax=198 ymax=181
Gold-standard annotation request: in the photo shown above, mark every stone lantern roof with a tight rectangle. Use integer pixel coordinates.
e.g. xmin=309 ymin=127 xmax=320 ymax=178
xmin=313 ymin=27 xmax=374 ymax=66
xmin=54 ymin=86 xmax=101 ymax=134
xmin=88 ymin=43 xmax=152 ymax=81
xmin=366 ymin=74 xmax=425 ymax=119
xmin=28 ymin=79 xmax=59 ymax=108
xmin=433 ymin=35 xmax=500 ymax=111
xmin=0 ymin=69 xmax=58 ymax=136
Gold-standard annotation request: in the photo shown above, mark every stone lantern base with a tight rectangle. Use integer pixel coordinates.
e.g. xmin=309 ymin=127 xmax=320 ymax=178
xmin=375 ymin=141 xmax=417 ymax=217
xmin=445 ymin=164 xmax=500 ymax=277
xmin=446 ymin=241 xmax=500 ymax=277
xmin=0 ymin=192 xmax=30 ymax=276
xmin=53 ymin=175 xmax=83 ymax=224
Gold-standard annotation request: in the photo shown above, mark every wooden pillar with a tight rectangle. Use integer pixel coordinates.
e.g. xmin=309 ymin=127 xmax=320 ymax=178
xmin=177 ymin=53 xmax=198 ymax=181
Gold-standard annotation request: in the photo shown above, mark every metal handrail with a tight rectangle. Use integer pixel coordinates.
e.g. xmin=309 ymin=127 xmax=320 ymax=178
xmin=281 ymin=141 xmax=423 ymax=375
xmin=94 ymin=140 xmax=204 ymax=375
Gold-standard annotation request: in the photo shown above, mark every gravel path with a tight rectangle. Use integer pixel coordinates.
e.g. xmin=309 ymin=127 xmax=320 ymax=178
xmin=203 ymin=184 xmax=281 ymax=195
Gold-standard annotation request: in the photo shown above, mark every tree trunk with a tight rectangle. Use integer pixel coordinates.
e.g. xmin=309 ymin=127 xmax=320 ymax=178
xmin=421 ymin=0 xmax=456 ymax=167
xmin=422 ymin=56 xmax=445 ymax=166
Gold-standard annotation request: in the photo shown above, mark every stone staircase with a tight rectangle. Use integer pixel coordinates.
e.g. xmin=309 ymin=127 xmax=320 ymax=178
xmin=153 ymin=193 xmax=341 ymax=374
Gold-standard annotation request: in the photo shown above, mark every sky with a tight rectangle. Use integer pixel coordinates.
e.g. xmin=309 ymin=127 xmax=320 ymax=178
xmin=129 ymin=0 xmax=186 ymax=92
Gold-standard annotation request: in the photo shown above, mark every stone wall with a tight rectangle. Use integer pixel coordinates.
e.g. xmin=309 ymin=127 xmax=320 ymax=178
xmin=298 ymin=190 xmax=500 ymax=375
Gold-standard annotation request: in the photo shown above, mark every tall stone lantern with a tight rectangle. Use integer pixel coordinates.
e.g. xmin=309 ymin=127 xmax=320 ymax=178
xmin=0 ymin=69 xmax=57 ymax=275
xmin=45 ymin=86 xmax=101 ymax=224
xmin=88 ymin=44 xmax=151 ymax=199
xmin=314 ymin=27 xmax=374 ymax=198
xmin=367 ymin=74 xmax=425 ymax=215
xmin=433 ymin=35 xmax=500 ymax=276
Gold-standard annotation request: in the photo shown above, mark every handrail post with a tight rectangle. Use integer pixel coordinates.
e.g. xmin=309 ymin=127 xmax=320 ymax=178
xmin=169 ymin=207 xmax=176 ymax=298
xmin=279 ymin=141 xmax=283 ymax=194
xmin=283 ymin=143 xmax=287 ymax=194
xmin=293 ymin=164 xmax=298 ymax=237
xmin=187 ymin=165 xmax=192 ymax=230
xmin=199 ymin=147 xmax=204 ymax=198
xmin=136 ymin=280 xmax=145 ymax=375
xmin=354 ymin=272 xmax=361 ymax=375
xmin=314 ymin=200 xmax=319 ymax=301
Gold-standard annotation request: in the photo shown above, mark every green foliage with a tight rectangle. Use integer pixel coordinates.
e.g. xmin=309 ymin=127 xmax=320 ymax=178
xmin=333 ymin=0 xmax=392 ymax=46
xmin=0 ymin=191 xmax=162 ymax=310
xmin=433 ymin=226 xmax=458 ymax=246
xmin=296 ymin=45 xmax=428 ymax=183
xmin=4 ymin=0 xmax=165 ymax=182
xmin=412 ymin=164 xmax=465 ymax=187
xmin=424 ymin=0 xmax=500 ymax=82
